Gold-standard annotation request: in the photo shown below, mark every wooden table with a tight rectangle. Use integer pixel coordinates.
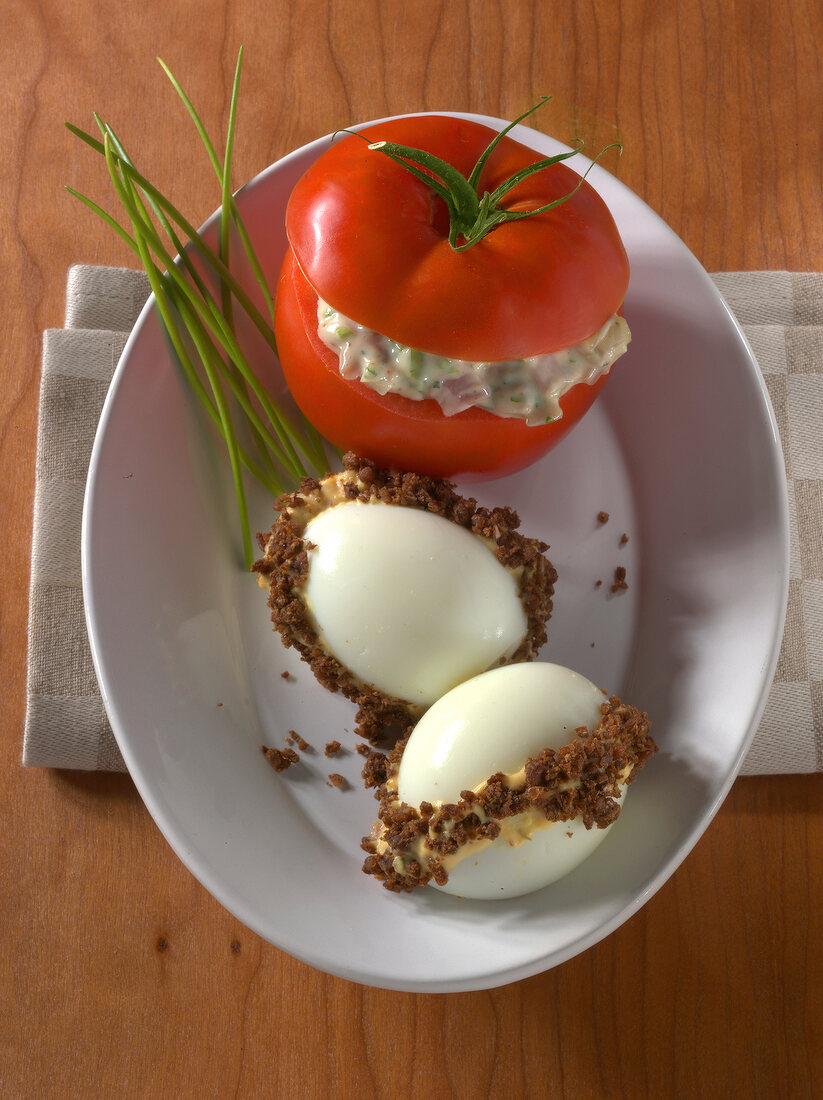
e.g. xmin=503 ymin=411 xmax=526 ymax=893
xmin=3 ymin=1 xmax=821 ymax=1096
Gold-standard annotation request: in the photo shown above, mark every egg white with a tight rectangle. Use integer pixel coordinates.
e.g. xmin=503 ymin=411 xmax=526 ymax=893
xmin=302 ymin=502 xmax=527 ymax=705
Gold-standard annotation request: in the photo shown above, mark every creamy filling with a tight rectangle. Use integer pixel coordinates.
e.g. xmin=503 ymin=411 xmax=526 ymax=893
xmin=317 ymin=299 xmax=631 ymax=426
xmin=372 ymin=766 xmax=631 ymax=881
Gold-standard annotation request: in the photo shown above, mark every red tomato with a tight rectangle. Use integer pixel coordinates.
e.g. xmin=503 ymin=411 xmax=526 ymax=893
xmin=275 ymin=249 xmax=610 ymax=481
xmin=276 ymin=113 xmax=629 ymax=479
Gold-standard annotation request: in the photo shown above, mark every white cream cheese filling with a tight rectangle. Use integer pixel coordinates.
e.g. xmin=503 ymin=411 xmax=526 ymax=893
xmin=318 ymin=299 xmax=630 ymax=425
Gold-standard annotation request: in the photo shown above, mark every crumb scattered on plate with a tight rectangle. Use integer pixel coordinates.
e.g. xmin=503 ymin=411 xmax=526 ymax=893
xmin=597 ymin=510 xmax=610 ymax=524
xmin=262 ymin=745 xmax=299 ymax=772
xmin=327 ymin=773 xmax=348 ymax=790
xmin=611 ymin=566 xmax=628 ymax=593
xmin=325 ymin=740 xmax=342 ymax=757
xmin=287 ymin=730 xmax=311 ymax=751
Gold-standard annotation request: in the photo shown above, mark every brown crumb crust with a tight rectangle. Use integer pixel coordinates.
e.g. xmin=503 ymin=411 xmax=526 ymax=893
xmin=361 ymin=696 xmax=656 ymax=892
xmin=324 ymin=740 xmax=342 ymax=757
xmin=597 ymin=510 xmax=610 ymax=524
xmin=261 ymin=745 xmax=299 ymax=773
xmin=327 ymin=773 xmax=348 ymax=790
xmin=252 ymin=452 xmax=557 ymax=742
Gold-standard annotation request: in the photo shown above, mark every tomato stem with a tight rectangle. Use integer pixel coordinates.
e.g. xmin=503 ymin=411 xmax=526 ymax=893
xmin=366 ymin=140 xmax=479 ymax=244
xmin=465 ymin=97 xmax=552 ymax=191
xmin=359 ymin=100 xmax=622 ymax=251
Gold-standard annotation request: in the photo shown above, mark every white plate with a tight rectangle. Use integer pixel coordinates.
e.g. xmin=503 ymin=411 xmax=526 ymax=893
xmin=82 ymin=114 xmax=788 ymax=993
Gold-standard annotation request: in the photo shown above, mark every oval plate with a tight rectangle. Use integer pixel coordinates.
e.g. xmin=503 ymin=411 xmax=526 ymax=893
xmin=82 ymin=114 xmax=788 ymax=992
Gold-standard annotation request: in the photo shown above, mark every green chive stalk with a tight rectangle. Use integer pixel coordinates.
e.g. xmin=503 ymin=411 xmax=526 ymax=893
xmin=67 ymin=48 xmax=328 ymax=568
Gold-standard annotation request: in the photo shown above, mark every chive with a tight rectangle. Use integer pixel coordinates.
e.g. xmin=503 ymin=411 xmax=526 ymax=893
xmin=67 ymin=186 xmax=282 ymax=497
xmin=100 ymin=158 xmax=306 ymax=477
xmin=157 ymin=51 xmax=275 ymax=326
xmin=408 ymin=349 xmax=424 ymax=379
xmin=67 ymin=124 xmax=279 ymax=360
xmin=336 ymin=326 xmax=353 ymax=338
xmin=67 ymin=51 xmax=331 ymax=567
xmin=104 ymin=134 xmax=254 ymax=566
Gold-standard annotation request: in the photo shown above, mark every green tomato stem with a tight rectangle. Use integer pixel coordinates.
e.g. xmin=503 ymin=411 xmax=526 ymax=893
xmin=365 ymin=140 xmax=480 ymax=237
xmin=465 ymin=97 xmax=552 ymax=191
xmin=361 ymin=100 xmax=621 ymax=250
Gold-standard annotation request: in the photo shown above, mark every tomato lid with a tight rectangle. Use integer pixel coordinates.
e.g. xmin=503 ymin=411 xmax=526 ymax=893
xmin=285 ymin=114 xmax=629 ymax=361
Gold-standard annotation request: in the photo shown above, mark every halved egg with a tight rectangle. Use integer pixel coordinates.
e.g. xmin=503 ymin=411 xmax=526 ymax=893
xmin=253 ymin=453 xmax=557 ymax=739
xmin=362 ymin=663 xmax=656 ymax=898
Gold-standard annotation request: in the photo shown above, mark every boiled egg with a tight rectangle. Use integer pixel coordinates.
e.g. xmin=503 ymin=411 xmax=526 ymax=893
xmin=397 ymin=663 xmax=629 ymax=899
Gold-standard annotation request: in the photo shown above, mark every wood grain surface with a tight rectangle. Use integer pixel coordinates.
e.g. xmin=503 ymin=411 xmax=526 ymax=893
xmin=2 ymin=1 xmax=822 ymax=1097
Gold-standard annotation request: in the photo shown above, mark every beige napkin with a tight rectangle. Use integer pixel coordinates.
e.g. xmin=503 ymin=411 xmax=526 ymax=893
xmin=24 ymin=267 xmax=151 ymax=772
xmin=23 ymin=266 xmax=823 ymax=774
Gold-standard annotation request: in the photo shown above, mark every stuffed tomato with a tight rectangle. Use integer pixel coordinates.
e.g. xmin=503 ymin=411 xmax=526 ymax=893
xmin=274 ymin=111 xmax=630 ymax=480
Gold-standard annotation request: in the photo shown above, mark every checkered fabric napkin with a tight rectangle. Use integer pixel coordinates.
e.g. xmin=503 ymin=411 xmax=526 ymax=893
xmin=711 ymin=273 xmax=823 ymax=773
xmin=22 ymin=267 xmax=823 ymax=773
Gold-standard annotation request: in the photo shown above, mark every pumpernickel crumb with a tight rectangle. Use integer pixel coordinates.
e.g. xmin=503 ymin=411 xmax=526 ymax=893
xmin=361 ymin=749 xmax=390 ymax=789
xmin=280 ymin=670 xmax=291 ymax=680
xmin=597 ymin=511 xmax=610 ymax=524
xmin=327 ymin=773 xmax=348 ymax=790
xmin=620 ymin=533 xmax=629 ymax=546
xmin=261 ymin=745 xmax=299 ymax=773
xmin=289 ymin=730 xmax=311 ymax=752
xmin=355 ymin=742 xmax=372 ymax=757
xmin=252 ymin=453 xmax=557 ymax=742
xmin=324 ymin=740 xmax=342 ymax=757
xmin=610 ymin=566 xmax=628 ymax=593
